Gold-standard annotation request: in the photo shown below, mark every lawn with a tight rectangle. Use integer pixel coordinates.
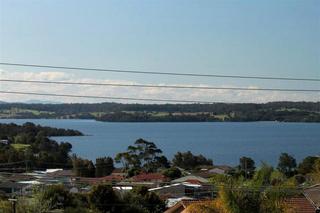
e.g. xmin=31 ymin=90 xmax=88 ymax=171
xmin=11 ymin=143 xmax=31 ymax=151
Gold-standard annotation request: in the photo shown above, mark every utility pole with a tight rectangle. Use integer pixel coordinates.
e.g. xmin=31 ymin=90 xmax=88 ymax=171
xmin=8 ymin=198 xmax=17 ymax=213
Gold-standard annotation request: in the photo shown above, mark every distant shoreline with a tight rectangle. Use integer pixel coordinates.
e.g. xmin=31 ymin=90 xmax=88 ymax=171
xmin=0 ymin=118 xmax=319 ymax=124
xmin=0 ymin=101 xmax=319 ymax=122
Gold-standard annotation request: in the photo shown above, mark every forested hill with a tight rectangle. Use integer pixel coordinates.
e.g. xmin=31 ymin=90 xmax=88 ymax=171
xmin=0 ymin=101 xmax=319 ymax=122
xmin=0 ymin=122 xmax=83 ymax=138
xmin=0 ymin=122 xmax=83 ymax=170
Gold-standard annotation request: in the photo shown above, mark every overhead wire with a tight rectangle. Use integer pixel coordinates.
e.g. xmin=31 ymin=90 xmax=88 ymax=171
xmin=0 ymin=79 xmax=319 ymax=92
xmin=1 ymin=62 xmax=319 ymax=82
xmin=0 ymin=90 xmax=219 ymax=103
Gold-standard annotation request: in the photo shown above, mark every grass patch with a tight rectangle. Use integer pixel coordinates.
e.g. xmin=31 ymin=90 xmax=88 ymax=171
xmin=11 ymin=144 xmax=31 ymax=151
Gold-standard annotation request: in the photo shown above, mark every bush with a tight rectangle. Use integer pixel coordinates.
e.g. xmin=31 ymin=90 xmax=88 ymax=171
xmin=162 ymin=167 xmax=182 ymax=179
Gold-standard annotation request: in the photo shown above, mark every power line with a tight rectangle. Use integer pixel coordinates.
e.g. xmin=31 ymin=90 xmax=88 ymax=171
xmin=1 ymin=79 xmax=319 ymax=92
xmin=1 ymin=62 xmax=319 ymax=82
xmin=0 ymin=90 xmax=218 ymax=103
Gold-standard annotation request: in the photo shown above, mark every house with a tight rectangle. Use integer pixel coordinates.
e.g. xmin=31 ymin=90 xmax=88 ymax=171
xmin=171 ymin=175 xmax=209 ymax=184
xmin=195 ymin=165 xmax=232 ymax=178
xmin=149 ymin=183 xmax=191 ymax=198
xmin=283 ymin=184 xmax=320 ymax=213
xmin=72 ymin=174 xmax=124 ymax=186
xmin=285 ymin=196 xmax=316 ymax=213
xmin=132 ymin=173 xmax=168 ymax=183
xmin=0 ymin=182 xmax=29 ymax=196
xmin=0 ymin=139 xmax=9 ymax=145
xmin=149 ymin=182 xmax=213 ymax=200
xmin=208 ymin=167 xmax=228 ymax=175
xmin=303 ymin=184 xmax=320 ymax=212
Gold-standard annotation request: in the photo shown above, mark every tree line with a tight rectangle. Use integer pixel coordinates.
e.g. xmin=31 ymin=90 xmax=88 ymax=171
xmin=0 ymin=101 xmax=319 ymax=122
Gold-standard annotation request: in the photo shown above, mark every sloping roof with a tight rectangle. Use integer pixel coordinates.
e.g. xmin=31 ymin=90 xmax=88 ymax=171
xmin=285 ymin=197 xmax=315 ymax=213
xmin=171 ymin=175 xmax=208 ymax=184
xmin=0 ymin=182 xmax=28 ymax=189
xmin=132 ymin=173 xmax=167 ymax=182
xmin=46 ymin=170 xmax=74 ymax=178
xmin=304 ymin=184 xmax=320 ymax=209
xmin=73 ymin=174 xmax=124 ymax=185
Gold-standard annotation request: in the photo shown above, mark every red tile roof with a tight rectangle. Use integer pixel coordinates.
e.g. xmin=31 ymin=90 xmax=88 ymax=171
xmin=285 ymin=197 xmax=315 ymax=213
xmin=132 ymin=173 xmax=167 ymax=182
xmin=74 ymin=174 xmax=124 ymax=185
xmin=304 ymin=184 xmax=320 ymax=209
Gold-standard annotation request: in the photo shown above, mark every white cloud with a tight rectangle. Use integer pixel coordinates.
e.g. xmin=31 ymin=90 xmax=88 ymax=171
xmin=0 ymin=69 xmax=319 ymax=103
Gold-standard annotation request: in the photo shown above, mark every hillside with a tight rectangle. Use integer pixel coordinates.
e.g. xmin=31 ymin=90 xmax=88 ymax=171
xmin=0 ymin=101 xmax=319 ymax=122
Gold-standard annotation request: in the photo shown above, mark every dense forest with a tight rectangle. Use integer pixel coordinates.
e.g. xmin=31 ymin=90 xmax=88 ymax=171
xmin=0 ymin=122 xmax=82 ymax=170
xmin=0 ymin=101 xmax=319 ymax=122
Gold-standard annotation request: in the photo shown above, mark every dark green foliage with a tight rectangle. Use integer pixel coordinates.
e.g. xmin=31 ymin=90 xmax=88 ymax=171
xmin=0 ymin=122 xmax=82 ymax=138
xmin=297 ymin=156 xmax=318 ymax=175
xmin=294 ymin=174 xmax=306 ymax=184
xmin=163 ymin=167 xmax=182 ymax=179
xmin=0 ymin=122 xmax=77 ymax=170
xmin=252 ymin=163 xmax=273 ymax=186
xmin=172 ymin=151 xmax=213 ymax=170
xmin=97 ymin=111 xmax=220 ymax=122
xmin=222 ymin=187 xmax=261 ymax=213
xmin=277 ymin=153 xmax=297 ymax=177
xmin=1 ymin=102 xmax=319 ymax=122
xmin=95 ymin=157 xmax=115 ymax=177
xmin=37 ymin=185 xmax=74 ymax=209
xmin=238 ymin=157 xmax=256 ymax=179
xmin=115 ymin=139 xmax=169 ymax=174
xmin=124 ymin=186 xmax=166 ymax=213
xmin=88 ymin=185 xmax=120 ymax=213
xmin=72 ymin=155 xmax=96 ymax=177
xmin=87 ymin=184 xmax=165 ymax=213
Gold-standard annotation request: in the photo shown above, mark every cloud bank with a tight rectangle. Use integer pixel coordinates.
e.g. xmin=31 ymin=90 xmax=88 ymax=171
xmin=0 ymin=70 xmax=318 ymax=103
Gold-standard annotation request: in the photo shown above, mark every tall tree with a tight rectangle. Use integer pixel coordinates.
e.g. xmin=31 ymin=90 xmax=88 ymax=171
xmin=172 ymin=151 xmax=213 ymax=169
xmin=238 ymin=157 xmax=255 ymax=179
xmin=72 ymin=155 xmax=95 ymax=177
xmin=88 ymin=185 xmax=120 ymax=213
xmin=277 ymin=153 xmax=297 ymax=177
xmin=297 ymin=156 xmax=318 ymax=175
xmin=95 ymin=157 xmax=115 ymax=177
xmin=115 ymin=139 xmax=167 ymax=173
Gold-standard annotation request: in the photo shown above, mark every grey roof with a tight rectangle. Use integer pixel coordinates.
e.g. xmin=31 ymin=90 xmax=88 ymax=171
xmin=171 ymin=175 xmax=209 ymax=183
xmin=0 ymin=182 xmax=28 ymax=189
xmin=303 ymin=184 xmax=320 ymax=209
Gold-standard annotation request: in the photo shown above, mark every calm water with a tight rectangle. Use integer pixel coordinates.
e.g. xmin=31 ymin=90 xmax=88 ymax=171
xmin=1 ymin=119 xmax=319 ymax=166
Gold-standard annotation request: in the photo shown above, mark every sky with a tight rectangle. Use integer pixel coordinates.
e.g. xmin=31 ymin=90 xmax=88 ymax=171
xmin=0 ymin=0 xmax=319 ymax=103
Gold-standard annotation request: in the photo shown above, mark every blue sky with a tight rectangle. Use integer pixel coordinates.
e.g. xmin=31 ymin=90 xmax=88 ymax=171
xmin=0 ymin=0 xmax=319 ymax=103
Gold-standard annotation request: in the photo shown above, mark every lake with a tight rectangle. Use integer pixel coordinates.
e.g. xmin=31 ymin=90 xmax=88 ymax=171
xmin=1 ymin=119 xmax=319 ymax=166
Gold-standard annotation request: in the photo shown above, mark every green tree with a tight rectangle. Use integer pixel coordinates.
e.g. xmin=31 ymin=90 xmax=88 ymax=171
xmin=252 ymin=163 xmax=273 ymax=186
xmin=125 ymin=186 xmax=166 ymax=213
xmin=95 ymin=157 xmax=114 ymax=177
xmin=163 ymin=167 xmax=182 ymax=179
xmin=88 ymin=184 xmax=120 ymax=213
xmin=238 ymin=156 xmax=255 ymax=179
xmin=115 ymin=139 xmax=168 ymax=173
xmin=30 ymin=185 xmax=74 ymax=211
xmin=72 ymin=155 xmax=95 ymax=177
xmin=220 ymin=185 xmax=261 ymax=213
xmin=172 ymin=151 xmax=213 ymax=170
xmin=297 ymin=156 xmax=318 ymax=175
xmin=277 ymin=153 xmax=297 ymax=177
